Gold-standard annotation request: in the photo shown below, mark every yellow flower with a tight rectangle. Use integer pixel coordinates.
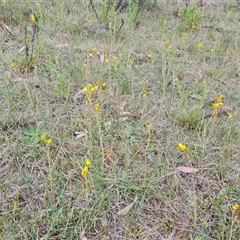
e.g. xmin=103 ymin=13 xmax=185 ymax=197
xmin=147 ymin=54 xmax=153 ymax=60
xmin=85 ymin=159 xmax=91 ymax=166
xmin=197 ymin=42 xmax=203 ymax=49
xmin=92 ymin=47 xmax=98 ymax=53
xmin=2 ymin=0 xmax=6 ymax=3
xmin=40 ymin=135 xmax=47 ymax=141
xmin=40 ymin=135 xmax=52 ymax=145
xmin=182 ymin=32 xmax=188 ymax=38
xmin=82 ymin=87 xmax=88 ymax=93
xmin=167 ymin=45 xmax=172 ymax=52
xmin=166 ymin=40 xmax=171 ymax=45
xmin=216 ymin=93 xmax=223 ymax=103
xmin=192 ymin=24 xmax=197 ymax=30
xmin=215 ymin=69 xmax=220 ymax=77
xmin=228 ymin=112 xmax=237 ymax=119
xmin=102 ymin=82 xmax=107 ymax=88
xmin=11 ymin=62 xmax=17 ymax=69
xmin=177 ymin=143 xmax=188 ymax=152
xmin=30 ymin=14 xmax=35 ymax=22
xmin=146 ymin=123 xmax=152 ymax=131
xmin=212 ymin=103 xmax=221 ymax=109
xmin=89 ymin=53 xmax=93 ymax=58
xmin=87 ymin=84 xmax=93 ymax=89
xmin=163 ymin=20 xmax=167 ymax=25
xmin=46 ymin=139 xmax=52 ymax=145
xmin=211 ymin=93 xmax=223 ymax=111
xmin=88 ymin=18 xmax=95 ymax=23
xmin=81 ymin=166 xmax=89 ymax=177
xmin=142 ymin=90 xmax=147 ymax=97
xmin=94 ymin=103 xmax=100 ymax=111
xmin=211 ymin=48 xmax=215 ymax=53
xmin=83 ymin=63 xmax=88 ymax=70
xmin=232 ymin=203 xmax=239 ymax=213
xmin=220 ymin=19 xmax=225 ymax=24
xmin=94 ymin=85 xmax=98 ymax=91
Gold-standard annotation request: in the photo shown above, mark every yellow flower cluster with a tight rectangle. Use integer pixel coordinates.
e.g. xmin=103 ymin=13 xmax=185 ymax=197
xmin=228 ymin=112 xmax=237 ymax=119
xmin=182 ymin=32 xmax=188 ymax=38
xmin=88 ymin=47 xmax=98 ymax=58
xmin=212 ymin=93 xmax=223 ymax=116
xmin=40 ymin=135 xmax=52 ymax=145
xmin=166 ymin=40 xmax=172 ymax=52
xmin=232 ymin=203 xmax=239 ymax=213
xmin=82 ymin=78 xmax=107 ymax=94
xmin=98 ymin=78 xmax=107 ymax=89
xmin=82 ymin=83 xmax=98 ymax=93
xmin=94 ymin=103 xmax=100 ymax=112
xmin=30 ymin=14 xmax=35 ymax=22
xmin=82 ymin=79 xmax=107 ymax=108
xmin=177 ymin=143 xmax=191 ymax=161
xmin=81 ymin=158 xmax=92 ymax=177
xmin=11 ymin=62 xmax=19 ymax=73
xmin=88 ymin=18 xmax=96 ymax=23
xmin=92 ymin=47 xmax=98 ymax=53
xmin=176 ymin=143 xmax=188 ymax=153
xmin=214 ymin=69 xmax=220 ymax=77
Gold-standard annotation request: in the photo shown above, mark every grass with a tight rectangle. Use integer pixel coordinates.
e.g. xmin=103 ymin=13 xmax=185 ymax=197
xmin=1 ymin=0 xmax=240 ymax=239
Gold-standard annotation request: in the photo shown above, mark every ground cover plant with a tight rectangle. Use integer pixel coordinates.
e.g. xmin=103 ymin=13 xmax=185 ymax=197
xmin=1 ymin=0 xmax=240 ymax=239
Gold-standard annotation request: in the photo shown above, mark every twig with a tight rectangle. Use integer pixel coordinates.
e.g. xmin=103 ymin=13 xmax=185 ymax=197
xmin=202 ymin=25 xmax=222 ymax=33
xmin=117 ymin=18 xmax=124 ymax=33
xmin=89 ymin=0 xmax=98 ymax=19
xmin=24 ymin=26 xmax=29 ymax=61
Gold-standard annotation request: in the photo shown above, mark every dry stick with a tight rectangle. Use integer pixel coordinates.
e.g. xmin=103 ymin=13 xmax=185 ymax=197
xmin=143 ymin=125 xmax=152 ymax=186
xmin=118 ymin=18 xmax=124 ymax=33
xmin=24 ymin=19 xmax=39 ymax=64
xmin=89 ymin=0 xmax=98 ymax=19
xmin=30 ymin=21 xmax=39 ymax=60
xmin=24 ymin=26 xmax=29 ymax=62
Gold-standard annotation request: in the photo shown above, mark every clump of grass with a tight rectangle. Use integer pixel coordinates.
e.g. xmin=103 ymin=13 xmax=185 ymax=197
xmin=180 ymin=4 xmax=204 ymax=30
xmin=175 ymin=107 xmax=203 ymax=130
